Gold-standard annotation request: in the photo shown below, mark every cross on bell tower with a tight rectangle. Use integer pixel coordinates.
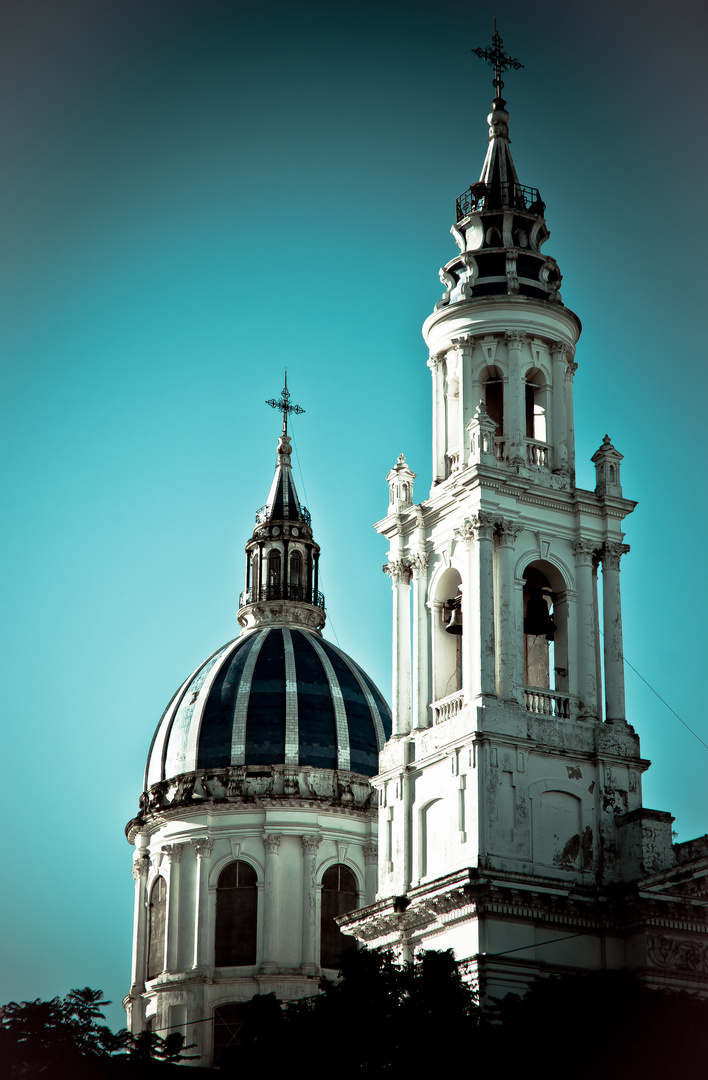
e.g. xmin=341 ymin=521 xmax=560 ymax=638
xmin=471 ymin=20 xmax=524 ymax=100
xmin=266 ymin=370 xmax=305 ymax=437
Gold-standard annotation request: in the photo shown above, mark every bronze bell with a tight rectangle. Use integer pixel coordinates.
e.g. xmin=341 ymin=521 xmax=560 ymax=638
xmin=444 ymin=597 xmax=463 ymax=635
xmin=523 ymin=588 xmax=556 ymax=640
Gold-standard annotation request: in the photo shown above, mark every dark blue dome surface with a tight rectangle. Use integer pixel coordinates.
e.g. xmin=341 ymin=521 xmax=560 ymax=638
xmin=145 ymin=628 xmax=391 ymax=788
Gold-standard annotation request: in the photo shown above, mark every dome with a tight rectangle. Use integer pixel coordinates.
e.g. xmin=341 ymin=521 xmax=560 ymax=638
xmin=145 ymin=626 xmax=392 ymax=788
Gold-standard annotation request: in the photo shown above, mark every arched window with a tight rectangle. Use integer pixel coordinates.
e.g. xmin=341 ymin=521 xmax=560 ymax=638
xmin=525 ymin=371 xmax=547 ymax=443
xmin=251 ymin=552 xmax=259 ymax=599
xmin=147 ymin=876 xmax=166 ymax=980
xmin=433 ymin=567 xmax=463 ymax=705
xmin=215 ymin=861 xmax=257 ymax=967
xmin=523 ymin=566 xmax=558 ymax=689
xmin=482 ymin=368 xmax=504 ymax=439
xmin=212 ymin=1003 xmax=246 ymax=1067
xmin=267 ymin=551 xmax=281 ymax=592
xmin=320 ymin=864 xmax=358 ymax=969
xmin=290 ymin=550 xmax=302 ymax=596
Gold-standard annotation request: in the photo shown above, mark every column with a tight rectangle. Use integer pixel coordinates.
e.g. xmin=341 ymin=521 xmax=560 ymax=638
xmin=261 ymin=832 xmax=282 ymax=973
xmin=363 ymin=843 xmax=378 ymax=905
xmin=428 ymin=354 xmax=446 ymax=484
xmin=565 ymin=359 xmax=578 ymax=481
xmin=505 ymin=331 xmax=526 ymax=464
xmin=494 ymin=520 xmax=523 ymax=701
xmin=191 ymin=838 xmax=213 ymax=972
xmin=551 ymin=343 xmax=569 ymax=473
xmin=455 ymin=336 xmax=476 ymax=467
xmin=593 ymin=558 xmax=604 ymax=722
xmin=129 ymin=853 xmax=149 ymax=999
xmin=458 ymin=513 xmax=496 ymax=700
xmin=300 ymin=834 xmax=321 ymax=975
xmin=573 ymin=540 xmax=598 ymax=718
xmin=410 ymin=552 xmax=430 ymax=729
xmin=384 ymin=560 xmax=412 ymax=735
xmin=600 ymin=542 xmax=630 ymax=722
xmin=161 ymin=843 xmax=183 ymax=973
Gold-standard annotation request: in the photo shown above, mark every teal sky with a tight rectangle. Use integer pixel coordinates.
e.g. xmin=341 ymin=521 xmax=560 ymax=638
xmin=2 ymin=0 xmax=706 ymax=1032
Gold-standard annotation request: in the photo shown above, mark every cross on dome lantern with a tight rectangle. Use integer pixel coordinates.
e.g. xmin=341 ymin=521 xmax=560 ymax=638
xmin=472 ymin=20 xmax=524 ymax=99
xmin=265 ymin=370 xmax=305 ymax=436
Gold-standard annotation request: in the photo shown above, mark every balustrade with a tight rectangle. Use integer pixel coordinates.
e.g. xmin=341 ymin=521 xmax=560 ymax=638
xmin=523 ymin=686 xmax=572 ymax=718
xmin=430 ymin=689 xmax=465 ymax=724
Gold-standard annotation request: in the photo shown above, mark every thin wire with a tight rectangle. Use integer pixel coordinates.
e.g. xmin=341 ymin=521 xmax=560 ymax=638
xmin=597 ymin=629 xmax=708 ymax=753
xmin=622 ymin=649 xmax=708 ymax=752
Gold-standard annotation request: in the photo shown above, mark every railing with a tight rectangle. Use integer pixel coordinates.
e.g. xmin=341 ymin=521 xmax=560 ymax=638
xmin=523 ymin=687 xmax=571 ymax=719
xmin=526 ymin=440 xmax=549 ymax=467
xmin=446 ymin=448 xmax=461 ymax=475
xmin=255 ymin=504 xmax=312 ymax=526
xmin=239 ymin=584 xmax=325 ymax=610
xmin=456 ymin=181 xmax=544 ymax=223
xmin=430 ymin=689 xmax=465 ymax=725
xmin=495 ymin=437 xmax=507 ymax=461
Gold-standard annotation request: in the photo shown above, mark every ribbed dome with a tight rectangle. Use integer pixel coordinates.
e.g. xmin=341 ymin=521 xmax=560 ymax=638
xmin=145 ymin=627 xmax=392 ymax=788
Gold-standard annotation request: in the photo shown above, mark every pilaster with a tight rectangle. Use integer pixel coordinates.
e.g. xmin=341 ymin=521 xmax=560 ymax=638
xmin=505 ymin=331 xmax=526 ymax=463
xmin=384 ymin=559 xmax=412 ymax=735
xmin=190 ymin=838 xmax=213 ymax=972
xmin=130 ymin=854 xmax=149 ymax=997
xmin=494 ymin=519 xmax=524 ymax=701
xmin=300 ymin=833 xmax=321 ymax=974
xmin=161 ymin=843 xmax=183 ymax=973
xmin=410 ymin=552 xmax=431 ymax=729
xmin=573 ymin=539 xmax=599 ymax=718
xmin=456 ymin=513 xmax=496 ymax=700
xmin=261 ymin=832 xmax=282 ymax=972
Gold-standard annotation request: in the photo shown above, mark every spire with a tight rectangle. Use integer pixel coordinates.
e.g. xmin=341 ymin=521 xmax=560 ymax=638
xmin=437 ymin=23 xmax=561 ymax=305
xmin=237 ymin=377 xmax=325 ymax=635
xmin=260 ymin=372 xmax=308 ymax=526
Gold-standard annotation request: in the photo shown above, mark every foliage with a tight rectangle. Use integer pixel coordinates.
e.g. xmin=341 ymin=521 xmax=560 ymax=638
xmin=219 ymin=950 xmax=708 ymax=1080
xmin=0 ymin=987 xmax=192 ymax=1078
xmin=218 ymin=948 xmax=481 ymax=1074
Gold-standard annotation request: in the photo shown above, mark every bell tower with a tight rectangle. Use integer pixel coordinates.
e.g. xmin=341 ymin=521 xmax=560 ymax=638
xmin=339 ymin=31 xmax=685 ymax=1000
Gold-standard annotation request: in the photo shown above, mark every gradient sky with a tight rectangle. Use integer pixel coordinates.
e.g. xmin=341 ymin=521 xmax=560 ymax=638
xmin=1 ymin=0 xmax=706 ymax=1032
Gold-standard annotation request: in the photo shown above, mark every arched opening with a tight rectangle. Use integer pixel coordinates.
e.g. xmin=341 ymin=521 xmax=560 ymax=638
xmin=433 ymin=567 xmax=463 ymax=705
xmin=267 ymin=550 xmax=281 ymax=595
xmin=320 ymin=864 xmax=358 ymax=969
xmin=525 ymin=369 xmax=548 ymax=444
xmin=212 ymin=1003 xmax=246 ymax=1067
xmin=482 ymin=365 xmax=504 ymax=440
xmin=290 ymin=550 xmax=303 ymax=598
xmin=146 ymin=876 xmax=166 ymax=980
xmin=522 ymin=562 xmax=569 ymax=702
xmin=215 ymin=861 xmax=257 ymax=967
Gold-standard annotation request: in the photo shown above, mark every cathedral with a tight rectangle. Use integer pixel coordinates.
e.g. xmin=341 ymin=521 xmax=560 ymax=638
xmin=124 ymin=32 xmax=708 ymax=1067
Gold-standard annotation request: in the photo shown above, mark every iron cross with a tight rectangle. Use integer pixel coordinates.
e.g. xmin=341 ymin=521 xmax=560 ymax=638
xmin=472 ymin=20 xmax=524 ymax=98
xmin=266 ymin=370 xmax=305 ymax=436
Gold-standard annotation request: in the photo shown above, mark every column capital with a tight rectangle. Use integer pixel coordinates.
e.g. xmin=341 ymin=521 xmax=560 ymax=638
xmin=456 ymin=512 xmax=495 ymax=546
xmin=573 ymin=538 xmax=598 ymax=566
xmin=451 ymin=334 xmax=476 ymax=351
xmin=161 ymin=843 xmax=184 ymax=864
xmin=495 ymin=519 xmax=524 ymax=546
xmin=409 ymin=552 xmax=430 ymax=576
xmin=600 ymin=542 xmax=630 ymax=570
xmin=263 ymin=832 xmax=282 ymax=854
xmin=565 ymin=360 xmax=579 ymax=380
xmin=131 ymin=856 xmax=149 ymax=881
xmin=505 ymin=330 xmax=527 ymax=348
xmin=363 ymin=843 xmax=378 ymax=865
xmin=551 ymin=340 xmax=576 ymax=365
xmin=300 ymin=834 xmax=322 ymax=855
xmin=427 ymin=352 xmax=446 ymax=371
xmin=191 ymin=837 xmax=213 ymax=858
xmin=383 ymin=559 xmax=412 ymax=585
